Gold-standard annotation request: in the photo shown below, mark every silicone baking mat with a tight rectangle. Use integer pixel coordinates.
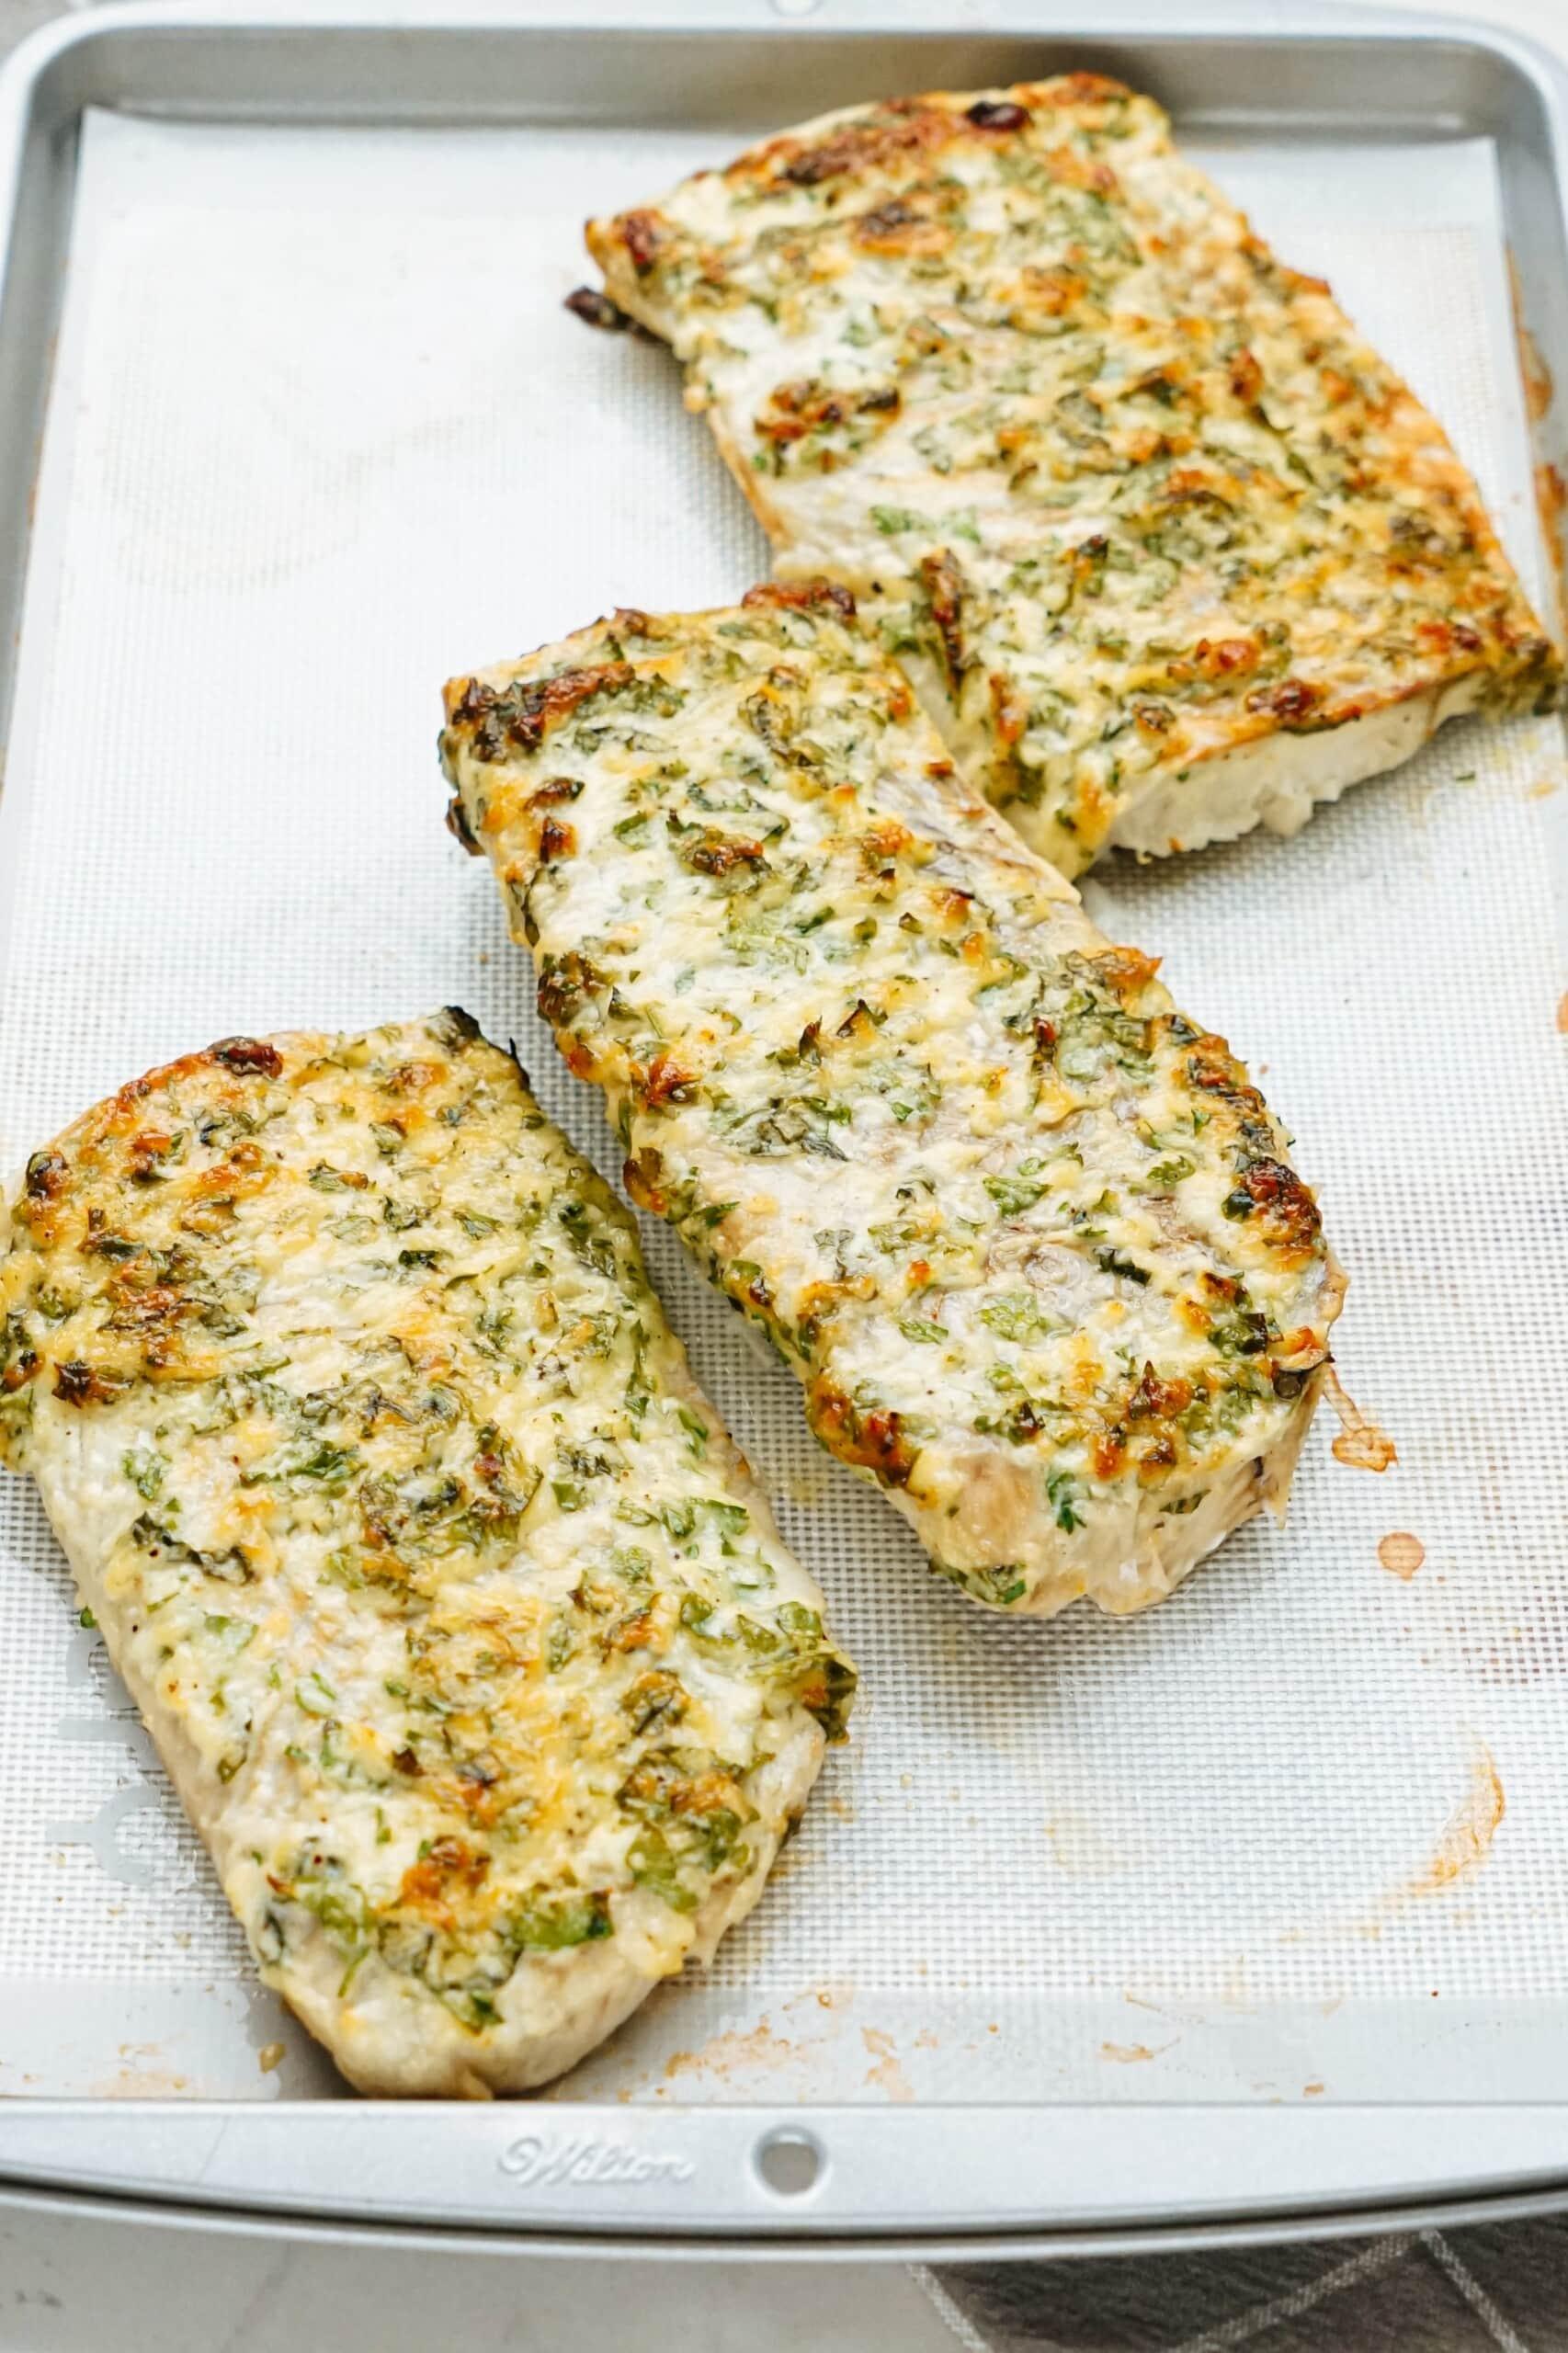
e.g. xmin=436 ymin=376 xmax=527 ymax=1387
xmin=0 ymin=107 xmax=1562 ymax=2108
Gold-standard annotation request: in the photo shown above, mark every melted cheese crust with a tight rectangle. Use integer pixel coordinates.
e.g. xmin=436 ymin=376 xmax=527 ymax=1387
xmin=442 ymin=591 xmax=1346 ymax=1618
xmin=0 ymin=1014 xmax=851 ymax=2095
xmin=586 ymin=74 xmax=1560 ymax=877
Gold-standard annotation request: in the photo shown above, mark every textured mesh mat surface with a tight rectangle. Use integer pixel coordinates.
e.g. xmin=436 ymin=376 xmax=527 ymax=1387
xmin=0 ymin=113 xmax=1562 ymax=2106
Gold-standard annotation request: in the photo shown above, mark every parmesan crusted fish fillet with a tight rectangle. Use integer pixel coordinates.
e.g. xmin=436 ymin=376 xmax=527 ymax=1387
xmin=441 ymin=588 xmax=1346 ymax=1618
xmin=584 ymin=74 xmax=1560 ymax=879
xmin=0 ymin=1012 xmax=852 ymax=2097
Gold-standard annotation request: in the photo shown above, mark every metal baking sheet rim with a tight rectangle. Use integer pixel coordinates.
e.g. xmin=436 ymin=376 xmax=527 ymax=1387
xmin=0 ymin=0 xmax=1566 ymax=2253
xmin=14 ymin=2100 xmax=1568 ymax=2252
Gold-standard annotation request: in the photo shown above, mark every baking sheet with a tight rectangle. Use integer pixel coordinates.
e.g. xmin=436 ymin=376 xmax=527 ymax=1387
xmin=0 ymin=101 xmax=1562 ymax=2113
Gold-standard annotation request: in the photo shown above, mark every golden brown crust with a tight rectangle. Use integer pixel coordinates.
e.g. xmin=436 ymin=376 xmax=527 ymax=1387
xmin=442 ymin=597 xmax=1346 ymax=1619
xmin=584 ymin=77 xmax=1560 ymax=875
xmin=0 ymin=1014 xmax=852 ymax=2092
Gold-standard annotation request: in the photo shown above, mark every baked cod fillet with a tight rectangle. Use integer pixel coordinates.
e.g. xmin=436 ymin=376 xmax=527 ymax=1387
xmin=441 ymin=588 xmax=1346 ymax=1617
xmin=585 ymin=74 xmax=1560 ymax=878
xmin=0 ymin=1012 xmax=852 ymax=2096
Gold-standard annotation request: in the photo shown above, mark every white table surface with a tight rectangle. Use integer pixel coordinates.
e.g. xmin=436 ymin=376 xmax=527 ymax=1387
xmin=0 ymin=2211 xmax=963 ymax=2353
xmin=2 ymin=0 xmax=1565 ymax=2346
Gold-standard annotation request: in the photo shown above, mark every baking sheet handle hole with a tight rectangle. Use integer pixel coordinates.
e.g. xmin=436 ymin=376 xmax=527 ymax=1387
xmin=754 ymin=2127 xmax=824 ymax=2197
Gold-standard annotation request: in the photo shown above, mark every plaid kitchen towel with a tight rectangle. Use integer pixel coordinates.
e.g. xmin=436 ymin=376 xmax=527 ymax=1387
xmin=918 ymin=2218 xmax=1568 ymax=2350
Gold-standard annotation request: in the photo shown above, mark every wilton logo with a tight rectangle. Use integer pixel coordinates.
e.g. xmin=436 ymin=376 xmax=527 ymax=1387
xmin=498 ymin=2135 xmax=695 ymax=2189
